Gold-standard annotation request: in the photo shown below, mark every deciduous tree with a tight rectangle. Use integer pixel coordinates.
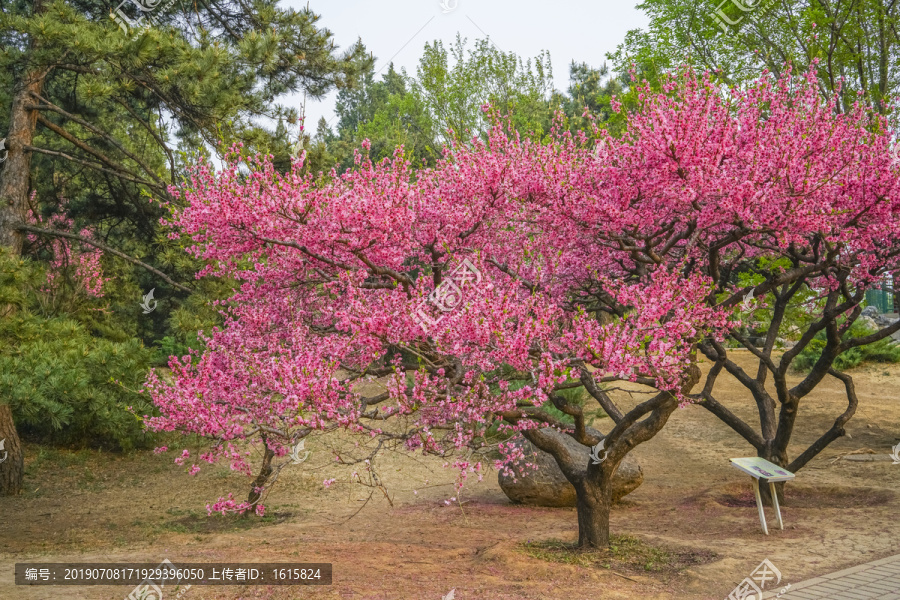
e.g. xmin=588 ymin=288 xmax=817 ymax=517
xmin=148 ymin=64 xmax=900 ymax=548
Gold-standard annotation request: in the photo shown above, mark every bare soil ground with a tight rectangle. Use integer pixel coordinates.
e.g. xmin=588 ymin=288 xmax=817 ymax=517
xmin=2 ymin=352 xmax=900 ymax=599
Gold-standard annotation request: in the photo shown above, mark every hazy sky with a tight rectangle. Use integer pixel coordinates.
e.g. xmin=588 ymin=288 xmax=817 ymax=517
xmin=282 ymin=0 xmax=649 ymax=135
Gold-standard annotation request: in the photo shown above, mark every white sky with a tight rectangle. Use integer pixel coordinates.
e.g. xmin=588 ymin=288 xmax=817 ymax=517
xmin=281 ymin=0 xmax=649 ymax=134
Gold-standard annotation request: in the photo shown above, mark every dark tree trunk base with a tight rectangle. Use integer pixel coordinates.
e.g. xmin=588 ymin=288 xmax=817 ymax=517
xmin=574 ymin=476 xmax=612 ymax=549
xmin=245 ymin=442 xmax=275 ymax=516
xmin=0 ymin=404 xmax=24 ymax=496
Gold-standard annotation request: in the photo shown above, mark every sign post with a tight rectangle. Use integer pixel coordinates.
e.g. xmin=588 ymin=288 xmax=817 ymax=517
xmin=730 ymin=457 xmax=795 ymax=535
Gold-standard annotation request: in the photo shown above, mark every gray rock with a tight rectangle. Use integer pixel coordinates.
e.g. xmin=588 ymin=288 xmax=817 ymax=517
xmin=861 ymin=305 xmax=880 ymax=318
xmin=498 ymin=427 xmax=643 ymax=507
xmin=876 ymin=314 xmax=899 ymax=327
xmin=858 ymin=316 xmax=878 ymax=331
xmin=748 ymin=335 xmax=767 ymax=347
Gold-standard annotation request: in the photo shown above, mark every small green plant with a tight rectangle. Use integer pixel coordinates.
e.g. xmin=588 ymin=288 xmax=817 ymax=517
xmin=792 ymin=320 xmax=900 ymax=372
xmin=152 ymin=334 xmax=204 ymax=367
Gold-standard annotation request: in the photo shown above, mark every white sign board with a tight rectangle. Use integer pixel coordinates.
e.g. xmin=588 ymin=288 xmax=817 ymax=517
xmin=730 ymin=457 xmax=795 ymax=482
xmin=730 ymin=457 xmax=795 ymax=535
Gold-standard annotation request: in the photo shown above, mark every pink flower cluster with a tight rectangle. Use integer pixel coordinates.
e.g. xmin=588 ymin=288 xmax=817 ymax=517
xmin=145 ymin=64 xmax=900 ymax=509
xmin=206 ymin=493 xmax=260 ymax=516
xmin=26 ymin=195 xmax=107 ymax=298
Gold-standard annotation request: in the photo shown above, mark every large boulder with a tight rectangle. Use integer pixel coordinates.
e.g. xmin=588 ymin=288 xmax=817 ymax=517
xmin=861 ymin=305 xmax=880 ymax=318
xmin=857 ymin=315 xmax=879 ymax=331
xmin=498 ymin=427 xmax=643 ymax=507
xmin=875 ymin=314 xmax=899 ymax=327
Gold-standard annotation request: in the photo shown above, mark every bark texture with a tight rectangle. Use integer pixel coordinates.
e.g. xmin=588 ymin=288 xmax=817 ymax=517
xmin=0 ymin=0 xmax=48 ymax=497
xmin=246 ymin=442 xmax=276 ymax=511
xmin=0 ymin=405 xmax=24 ymax=496
xmin=0 ymin=68 xmax=46 ymax=252
xmin=574 ymin=476 xmax=613 ymax=548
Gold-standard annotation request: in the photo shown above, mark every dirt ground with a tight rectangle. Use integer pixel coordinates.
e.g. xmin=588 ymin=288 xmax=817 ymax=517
xmin=2 ymin=351 xmax=900 ymax=600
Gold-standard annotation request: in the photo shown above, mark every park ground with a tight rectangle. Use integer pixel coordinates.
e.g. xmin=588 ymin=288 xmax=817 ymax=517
xmin=1 ymin=352 xmax=899 ymax=600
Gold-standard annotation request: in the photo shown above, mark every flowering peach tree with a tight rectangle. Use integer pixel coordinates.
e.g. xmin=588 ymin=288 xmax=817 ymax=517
xmin=146 ymin=63 xmax=900 ymax=546
xmin=553 ymin=63 xmax=900 ymax=504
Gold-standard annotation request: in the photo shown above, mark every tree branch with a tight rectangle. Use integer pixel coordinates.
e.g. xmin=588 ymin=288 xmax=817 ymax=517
xmin=17 ymin=224 xmax=193 ymax=293
xmin=788 ymin=368 xmax=858 ymax=472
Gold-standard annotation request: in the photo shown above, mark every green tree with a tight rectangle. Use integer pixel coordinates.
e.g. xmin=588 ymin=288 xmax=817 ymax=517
xmin=552 ymin=61 xmax=627 ymax=134
xmin=316 ymin=38 xmax=564 ymax=175
xmin=412 ymin=35 xmax=555 ymax=145
xmin=0 ymin=0 xmax=370 ymax=495
xmin=611 ymin=0 xmax=900 ymax=114
xmin=313 ymin=57 xmax=439 ymax=173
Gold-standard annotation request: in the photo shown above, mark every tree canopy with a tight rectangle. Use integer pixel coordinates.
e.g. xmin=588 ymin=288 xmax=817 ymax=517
xmin=612 ymin=0 xmax=900 ymax=114
xmin=147 ymin=65 xmax=900 ymax=548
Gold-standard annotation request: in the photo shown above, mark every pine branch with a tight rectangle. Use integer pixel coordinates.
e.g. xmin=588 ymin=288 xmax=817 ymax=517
xmin=30 ymin=91 xmax=167 ymax=189
xmin=112 ymin=97 xmax=176 ymax=180
xmin=24 ymin=145 xmax=160 ymax=190
xmin=34 ymin=114 xmax=152 ymax=187
xmin=17 ymin=224 xmax=193 ymax=294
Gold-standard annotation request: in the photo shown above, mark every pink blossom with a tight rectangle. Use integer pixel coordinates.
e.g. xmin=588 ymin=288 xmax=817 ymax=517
xmin=174 ymin=449 xmax=190 ymax=466
xmin=145 ymin=64 xmax=900 ymax=516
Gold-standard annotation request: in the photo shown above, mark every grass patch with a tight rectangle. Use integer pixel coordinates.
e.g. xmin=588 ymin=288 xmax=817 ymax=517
xmin=520 ymin=535 xmax=715 ymax=574
xmin=26 ymin=446 xmax=94 ymax=472
xmin=152 ymin=508 xmax=291 ymax=535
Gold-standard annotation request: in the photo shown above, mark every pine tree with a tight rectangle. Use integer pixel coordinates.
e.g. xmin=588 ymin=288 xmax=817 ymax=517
xmin=0 ymin=0 xmax=371 ymax=495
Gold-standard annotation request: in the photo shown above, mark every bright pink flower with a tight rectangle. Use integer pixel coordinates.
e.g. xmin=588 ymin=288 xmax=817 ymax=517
xmin=146 ymin=64 xmax=900 ymax=512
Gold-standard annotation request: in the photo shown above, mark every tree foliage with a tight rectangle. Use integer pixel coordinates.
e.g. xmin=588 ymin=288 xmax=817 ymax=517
xmin=314 ymin=37 xmax=561 ymax=173
xmin=0 ymin=0 xmax=370 ymax=461
xmin=0 ymin=248 xmax=154 ymax=449
xmin=612 ymin=0 xmax=900 ymax=114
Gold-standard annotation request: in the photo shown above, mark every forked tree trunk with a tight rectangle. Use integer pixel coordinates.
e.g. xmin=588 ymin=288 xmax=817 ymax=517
xmin=574 ymin=474 xmax=613 ymax=548
xmin=246 ymin=442 xmax=275 ymax=514
xmin=0 ymin=404 xmax=24 ymax=496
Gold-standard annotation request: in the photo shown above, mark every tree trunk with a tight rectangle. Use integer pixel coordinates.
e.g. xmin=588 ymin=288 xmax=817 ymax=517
xmin=246 ymin=442 xmax=275 ymax=514
xmin=0 ymin=404 xmax=24 ymax=496
xmin=757 ymin=447 xmax=788 ymax=506
xmin=574 ymin=473 xmax=613 ymax=548
xmin=0 ymin=67 xmax=46 ymax=252
xmin=758 ymin=480 xmax=785 ymax=506
xmin=0 ymin=1 xmax=48 ymax=496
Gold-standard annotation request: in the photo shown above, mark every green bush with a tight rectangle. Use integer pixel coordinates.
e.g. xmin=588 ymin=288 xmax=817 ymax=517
xmin=151 ymin=334 xmax=204 ymax=367
xmin=0 ymin=313 xmax=156 ymax=450
xmin=0 ymin=248 xmax=156 ymax=450
xmin=792 ymin=320 xmax=900 ymax=372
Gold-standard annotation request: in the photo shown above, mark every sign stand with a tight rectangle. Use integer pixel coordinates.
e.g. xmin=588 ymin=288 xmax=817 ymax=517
xmin=730 ymin=457 xmax=795 ymax=535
